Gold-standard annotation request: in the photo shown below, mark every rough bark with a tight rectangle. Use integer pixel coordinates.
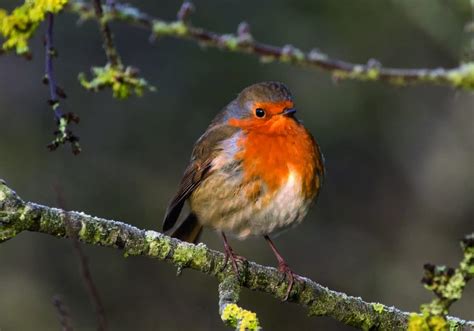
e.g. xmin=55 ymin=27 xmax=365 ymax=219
xmin=0 ymin=180 xmax=472 ymax=330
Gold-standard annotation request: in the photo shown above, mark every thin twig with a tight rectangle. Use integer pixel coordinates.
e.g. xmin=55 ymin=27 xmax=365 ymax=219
xmin=68 ymin=1 xmax=474 ymax=90
xmin=45 ymin=14 xmax=63 ymax=123
xmin=44 ymin=13 xmax=81 ymax=154
xmin=54 ymin=185 xmax=107 ymax=331
xmin=52 ymin=295 xmax=74 ymax=331
xmin=91 ymin=0 xmax=122 ymax=67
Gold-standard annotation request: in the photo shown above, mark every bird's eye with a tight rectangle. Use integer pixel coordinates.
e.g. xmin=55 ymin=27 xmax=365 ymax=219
xmin=255 ymin=108 xmax=266 ymax=118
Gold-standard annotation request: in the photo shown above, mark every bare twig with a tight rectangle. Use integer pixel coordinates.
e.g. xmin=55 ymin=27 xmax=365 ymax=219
xmin=1 ymin=181 xmax=472 ymax=330
xmin=91 ymin=0 xmax=122 ymax=67
xmin=44 ymin=13 xmax=81 ymax=154
xmin=68 ymin=1 xmax=474 ymax=90
xmin=52 ymin=295 xmax=74 ymax=331
xmin=54 ymin=185 xmax=107 ymax=331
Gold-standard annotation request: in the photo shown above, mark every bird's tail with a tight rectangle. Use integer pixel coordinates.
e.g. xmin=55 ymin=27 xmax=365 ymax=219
xmin=169 ymin=213 xmax=203 ymax=244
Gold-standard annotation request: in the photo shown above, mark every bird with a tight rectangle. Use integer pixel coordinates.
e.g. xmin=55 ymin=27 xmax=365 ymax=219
xmin=163 ymin=81 xmax=324 ymax=299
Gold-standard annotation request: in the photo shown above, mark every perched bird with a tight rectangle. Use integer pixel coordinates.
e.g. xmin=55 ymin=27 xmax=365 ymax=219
xmin=163 ymin=81 xmax=324 ymax=299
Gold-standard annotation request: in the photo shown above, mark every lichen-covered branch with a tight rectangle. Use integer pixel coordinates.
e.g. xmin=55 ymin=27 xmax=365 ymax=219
xmin=54 ymin=186 xmax=107 ymax=331
xmin=218 ymin=276 xmax=260 ymax=331
xmin=408 ymin=234 xmax=474 ymax=330
xmin=0 ymin=180 xmax=472 ymax=330
xmin=67 ymin=1 xmax=474 ymax=90
xmin=77 ymin=0 xmax=154 ymax=99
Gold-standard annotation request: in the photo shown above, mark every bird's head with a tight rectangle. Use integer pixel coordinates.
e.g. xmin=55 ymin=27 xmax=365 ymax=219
xmin=226 ymin=82 xmax=298 ymax=134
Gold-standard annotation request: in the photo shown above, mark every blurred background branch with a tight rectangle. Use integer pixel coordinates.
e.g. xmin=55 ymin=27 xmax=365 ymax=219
xmin=1 ymin=180 xmax=473 ymax=330
xmin=77 ymin=0 xmax=154 ymax=99
xmin=68 ymin=0 xmax=474 ymax=90
xmin=91 ymin=0 xmax=121 ymax=68
xmin=52 ymin=295 xmax=74 ymax=331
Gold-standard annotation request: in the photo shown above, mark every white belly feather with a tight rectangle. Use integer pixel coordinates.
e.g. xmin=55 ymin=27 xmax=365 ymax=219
xmin=246 ymin=168 xmax=310 ymax=238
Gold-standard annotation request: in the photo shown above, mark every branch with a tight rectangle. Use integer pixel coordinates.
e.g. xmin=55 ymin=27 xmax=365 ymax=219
xmin=67 ymin=1 xmax=474 ymax=90
xmin=76 ymin=0 xmax=154 ymax=99
xmin=52 ymin=295 xmax=74 ymax=331
xmin=91 ymin=0 xmax=122 ymax=67
xmin=218 ymin=276 xmax=260 ymax=330
xmin=54 ymin=186 xmax=107 ymax=331
xmin=409 ymin=234 xmax=474 ymax=329
xmin=43 ymin=13 xmax=81 ymax=154
xmin=0 ymin=180 xmax=472 ymax=330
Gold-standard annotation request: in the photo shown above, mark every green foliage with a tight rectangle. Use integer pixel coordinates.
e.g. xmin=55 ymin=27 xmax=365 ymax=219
xmin=0 ymin=0 xmax=67 ymax=55
xmin=78 ymin=64 xmax=155 ymax=99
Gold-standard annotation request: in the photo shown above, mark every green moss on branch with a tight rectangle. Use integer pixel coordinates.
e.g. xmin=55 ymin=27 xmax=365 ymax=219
xmin=1 ymin=180 xmax=473 ymax=330
xmin=66 ymin=1 xmax=474 ymax=90
xmin=408 ymin=233 xmax=474 ymax=330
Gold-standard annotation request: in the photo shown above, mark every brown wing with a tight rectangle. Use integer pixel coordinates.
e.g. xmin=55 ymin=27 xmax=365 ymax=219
xmin=162 ymin=123 xmax=238 ymax=232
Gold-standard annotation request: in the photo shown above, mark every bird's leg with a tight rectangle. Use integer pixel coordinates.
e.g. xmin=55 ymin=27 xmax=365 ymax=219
xmin=264 ymin=235 xmax=300 ymax=301
xmin=221 ymin=232 xmax=247 ymax=275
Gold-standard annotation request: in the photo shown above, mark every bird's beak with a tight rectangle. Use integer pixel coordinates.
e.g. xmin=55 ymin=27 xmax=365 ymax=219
xmin=282 ymin=108 xmax=297 ymax=116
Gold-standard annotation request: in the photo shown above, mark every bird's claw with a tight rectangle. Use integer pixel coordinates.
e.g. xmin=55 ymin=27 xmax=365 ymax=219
xmin=221 ymin=246 xmax=247 ymax=278
xmin=278 ymin=262 xmax=301 ymax=301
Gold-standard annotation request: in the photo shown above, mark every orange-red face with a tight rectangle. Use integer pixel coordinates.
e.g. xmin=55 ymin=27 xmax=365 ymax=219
xmin=228 ymin=99 xmax=297 ymax=133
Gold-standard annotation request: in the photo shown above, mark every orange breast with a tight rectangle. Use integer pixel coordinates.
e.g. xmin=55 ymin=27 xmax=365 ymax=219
xmin=229 ymin=116 xmax=323 ymax=199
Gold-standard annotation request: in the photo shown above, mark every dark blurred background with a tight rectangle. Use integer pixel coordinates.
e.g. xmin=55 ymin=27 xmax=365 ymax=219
xmin=0 ymin=1 xmax=473 ymax=330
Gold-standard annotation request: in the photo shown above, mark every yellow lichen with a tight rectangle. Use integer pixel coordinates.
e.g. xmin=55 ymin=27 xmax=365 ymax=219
xmin=408 ymin=313 xmax=448 ymax=331
xmin=447 ymin=63 xmax=474 ymax=89
xmin=172 ymin=242 xmax=194 ymax=266
xmin=152 ymin=20 xmax=188 ymax=37
xmin=145 ymin=231 xmax=171 ymax=259
xmin=332 ymin=65 xmax=380 ymax=82
xmin=371 ymin=302 xmax=384 ymax=314
xmin=366 ymin=68 xmax=380 ymax=80
xmin=0 ymin=0 xmax=68 ymax=55
xmin=221 ymin=303 xmax=260 ymax=331
xmin=78 ymin=220 xmax=87 ymax=239
xmin=221 ymin=35 xmax=239 ymax=51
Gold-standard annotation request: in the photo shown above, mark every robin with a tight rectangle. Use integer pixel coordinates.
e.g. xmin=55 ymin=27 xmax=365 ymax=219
xmin=163 ymin=81 xmax=324 ymax=299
